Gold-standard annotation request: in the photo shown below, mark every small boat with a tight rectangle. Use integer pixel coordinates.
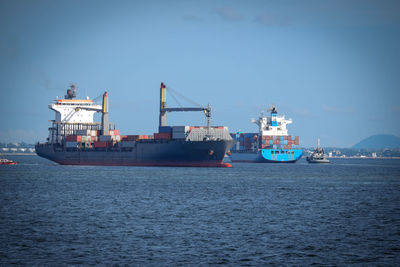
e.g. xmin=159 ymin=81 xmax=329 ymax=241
xmin=307 ymin=139 xmax=330 ymax=163
xmin=0 ymin=158 xmax=18 ymax=165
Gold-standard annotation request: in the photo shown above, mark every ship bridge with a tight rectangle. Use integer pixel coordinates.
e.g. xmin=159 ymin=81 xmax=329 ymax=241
xmin=251 ymin=106 xmax=293 ymax=136
xmin=47 ymin=84 xmax=103 ymax=143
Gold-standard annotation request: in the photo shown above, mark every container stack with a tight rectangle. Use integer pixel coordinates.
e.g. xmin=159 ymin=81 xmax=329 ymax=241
xmin=185 ymin=126 xmax=231 ymax=141
xmin=172 ymin=126 xmax=190 ymax=139
xmin=117 ymin=135 xmax=152 ymax=148
xmin=259 ymin=135 xmax=299 ymax=149
xmin=230 ymin=133 xmax=258 ymax=151
xmin=156 ymin=126 xmax=232 ymax=141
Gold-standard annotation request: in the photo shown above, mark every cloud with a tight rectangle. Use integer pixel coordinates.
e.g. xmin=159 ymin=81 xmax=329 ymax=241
xmin=214 ymin=7 xmax=243 ymax=21
xmin=255 ymin=12 xmax=292 ymax=27
xmin=182 ymin=15 xmax=203 ymax=22
xmin=322 ymin=104 xmax=354 ymax=113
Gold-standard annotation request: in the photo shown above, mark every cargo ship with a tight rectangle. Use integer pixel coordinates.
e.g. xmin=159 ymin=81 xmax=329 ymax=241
xmin=229 ymin=106 xmax=302 ymax=163
xmin=35 ymin=83 xmax=234 ymax=167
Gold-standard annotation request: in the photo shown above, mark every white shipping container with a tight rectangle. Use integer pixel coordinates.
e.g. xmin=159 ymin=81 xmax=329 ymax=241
xmin=81 ymin=136 xmax=91 ymax=142
xmin=172 ymin=126 xmax=190 ymax=133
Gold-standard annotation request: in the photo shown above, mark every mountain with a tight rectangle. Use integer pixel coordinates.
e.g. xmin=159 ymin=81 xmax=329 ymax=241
xmin=352 ymin=134 xmax=400 ymax=150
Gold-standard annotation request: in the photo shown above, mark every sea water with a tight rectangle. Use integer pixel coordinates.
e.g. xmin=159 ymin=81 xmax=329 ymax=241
xmin=1 ymin=155 xmax=399 ymax=265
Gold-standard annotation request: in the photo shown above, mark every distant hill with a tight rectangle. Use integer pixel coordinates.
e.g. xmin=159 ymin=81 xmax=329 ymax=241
xmin=352 ymin=134 xmax=400 ymax=150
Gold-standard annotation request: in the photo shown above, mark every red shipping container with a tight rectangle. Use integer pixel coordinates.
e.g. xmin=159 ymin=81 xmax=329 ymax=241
xmin=66 ymin=135 xmax=82 ymax=142
xmin=154 ymin=133 xmax=171 ymax=140
xmin=93 ymin=141 xmax=108 ymax=148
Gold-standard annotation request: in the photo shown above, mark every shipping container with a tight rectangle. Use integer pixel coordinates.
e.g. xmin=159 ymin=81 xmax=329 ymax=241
xmin=294 ymin=136 xmax=299 ymax=145
xmin=76 ymin=130 xmax=90 ymax=136
xmin=172 ymin=126 xmax=190 ymax=133
xmin=172 ymin=132 xmax=186 ymax=139
xmin=120 ymin=141 xmax=135 ymax=147
xmin=108 ymin=130 xmax=119 ymax=136
xmin=93 ymin=141 xmax=108 ymax=148
xmin=99 ymin=135 xmax=112 ymax=142
xmin=81 ymin=135 xmax=92 ymax=142
xmin=66 ymin=135 xmax=82 ymax=142
xmin=154 ymin=132 xmax=172 ymax=140
xmin=66 ymin=141 xmax=79 ymax=148
xmin=125 ymin=135 xmax=138 ymax=141
xmin=159 ymin=126 xmax=172 ymax=133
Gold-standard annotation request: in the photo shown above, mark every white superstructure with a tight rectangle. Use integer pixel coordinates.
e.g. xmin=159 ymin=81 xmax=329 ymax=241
xmin=48 ymin=84 xmax=102 ymax=143
xmin=50 ymin=98 xmax=101 ymax=123
xmin=251 ymin=106 xmax=292 ymax=136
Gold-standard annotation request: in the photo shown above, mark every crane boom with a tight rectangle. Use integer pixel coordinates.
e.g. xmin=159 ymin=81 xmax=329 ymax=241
xmin=159 ymin=82 xmax=211 ymax=127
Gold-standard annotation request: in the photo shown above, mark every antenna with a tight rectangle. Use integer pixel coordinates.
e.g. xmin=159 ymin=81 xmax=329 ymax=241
xmin=65 ymin=83 xmax=77 ymax=99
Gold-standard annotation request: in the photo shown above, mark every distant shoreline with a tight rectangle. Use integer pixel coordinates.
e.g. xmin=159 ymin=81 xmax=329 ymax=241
xmin=1 ymin=153 xmax=37 ymax=156
xmin=1 ymin=153 xmax=399 ymax=160
xmin=327 ymin=156 xmax=400 ymax=159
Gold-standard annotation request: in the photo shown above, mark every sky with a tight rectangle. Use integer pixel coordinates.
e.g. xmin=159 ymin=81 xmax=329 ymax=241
xmin=0 ymin=0 xmax=399 ymax=147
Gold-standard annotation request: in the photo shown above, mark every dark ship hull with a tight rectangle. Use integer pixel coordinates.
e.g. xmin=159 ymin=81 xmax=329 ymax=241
xmin=36 ymin=139 xmax=234 ymax=167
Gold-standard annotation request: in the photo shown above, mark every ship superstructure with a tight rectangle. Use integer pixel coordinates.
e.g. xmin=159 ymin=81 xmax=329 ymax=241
xmin=229 ymin=106 xmax=302 ymax=163
xmin=36 ymin=83 xmax=234 ymax=167
xmin=47 ymin=84 xmax=105 ymax=144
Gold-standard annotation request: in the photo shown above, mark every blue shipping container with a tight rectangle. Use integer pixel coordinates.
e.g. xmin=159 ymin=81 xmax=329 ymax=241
xmin=159 ymin=126 xmax=172 ymax=133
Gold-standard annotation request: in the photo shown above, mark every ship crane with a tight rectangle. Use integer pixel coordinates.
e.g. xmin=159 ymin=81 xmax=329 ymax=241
xmin=72 ymin=92 xmax=110 ymax=135
xmin=159 ymin=82 xmax=212 ymax=129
